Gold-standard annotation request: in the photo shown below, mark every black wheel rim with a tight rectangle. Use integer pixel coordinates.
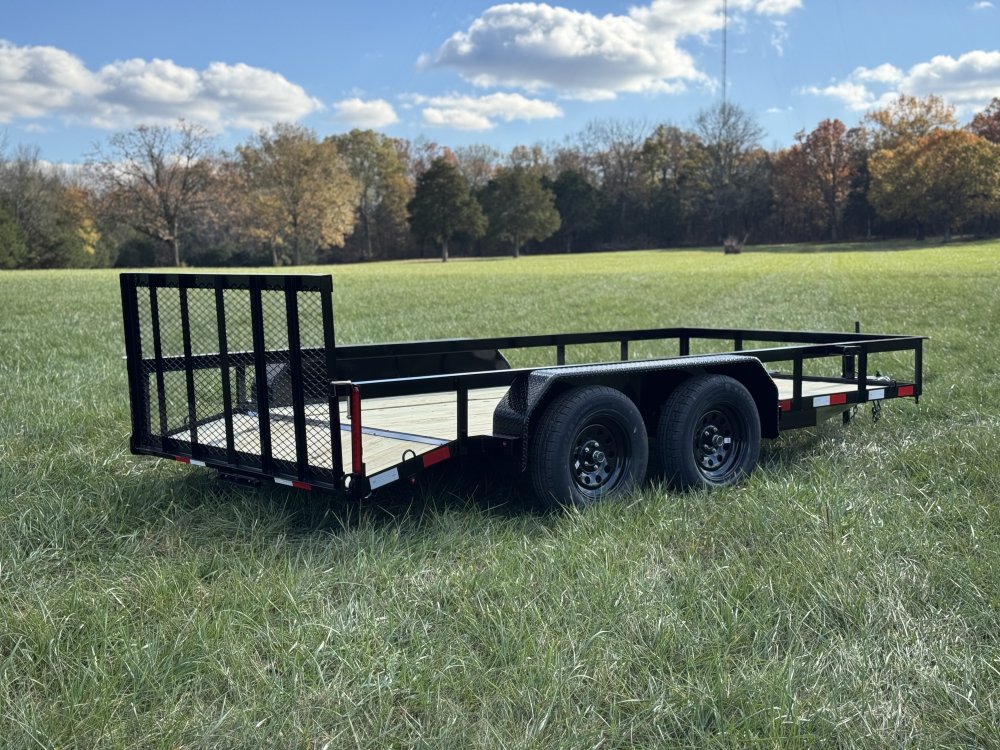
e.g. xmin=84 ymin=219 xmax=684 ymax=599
xmin=692 ymin=405 xmax=748 ymax=482
xmin=571 ymin=417 xmax=629 ymax=496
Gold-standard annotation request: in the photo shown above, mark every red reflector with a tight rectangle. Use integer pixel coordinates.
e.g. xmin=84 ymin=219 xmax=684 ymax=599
xmin=898 ymin=385 xmax=914 ymax=397
xmin=292 ymin=481 xmax=312 ymax=491
xmin=779 ymin=400 xmax=792 ymax=412
xmin=422 ymin=446 xmax=451 ymax=468
xmin=830 ymin=392 xmax=848 ymax=406
xmin=175 ymin=456 xmax=190 ymax=464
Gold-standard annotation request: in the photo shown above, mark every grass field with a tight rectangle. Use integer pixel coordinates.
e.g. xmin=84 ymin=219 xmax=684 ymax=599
xmin=2 ymin=241 xmax=999 ymax=749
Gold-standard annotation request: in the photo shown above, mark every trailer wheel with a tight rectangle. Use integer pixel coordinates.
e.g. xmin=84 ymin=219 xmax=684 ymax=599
xmin=657 ymin=375 xmax=760 ymax=490
xmin=530 ymin=385 xmax=648 ymax=508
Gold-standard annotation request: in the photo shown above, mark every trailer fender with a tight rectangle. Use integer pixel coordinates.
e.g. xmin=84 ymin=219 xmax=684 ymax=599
xmin=493 ymin=355 xmax=778 ymax=471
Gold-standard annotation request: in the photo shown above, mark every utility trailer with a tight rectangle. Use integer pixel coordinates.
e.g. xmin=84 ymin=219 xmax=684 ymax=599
xmin=120 ymin=273 xmax=925 ymax=507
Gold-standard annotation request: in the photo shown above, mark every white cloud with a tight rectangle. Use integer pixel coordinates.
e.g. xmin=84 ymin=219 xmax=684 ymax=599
xmin=802 ymin=80 xmax=878 ymax=111
xmin=332 ymin=98 xmax=399 ymax=128
xmin=404 ymin=92 xmax=563 ymax=131
xmin=854 ymin=63 xmax=904 ymax=85
xmin=0 ymin=40 xmax=102 ymax=122
xmin=803 ymin=50 xmax=1000 ymax=114
xmin=970 ymin=1 xmax=993 ymax=9
xmin=770 ymin=20 xmax=789 ymax=56
xmin=421 ymin=0 xmax=801 ymax=101
xmin=0 ymin=39 xmax=322 ymax=130
xmin=755 ymin=0 xmax=802 ymax=13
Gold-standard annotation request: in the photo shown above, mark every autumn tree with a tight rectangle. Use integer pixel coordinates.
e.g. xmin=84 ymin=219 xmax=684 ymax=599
xmin=777 ymin=119 xmax=856 ymax=241
xmin=396 ymin=137 xmax=441 ymax=185
xmin=865 ymin=94 xmax=957 ymax=151
xmin=408 ymin=156 xmax=485 ymax=262
xmin=506 ymin=144 xmax=550 ymax=176
xmin=481 ymin=167 xmax=560 ymax=258
xmin=969 ymin=98 xmax=1000 ymax=144
xmin=1 ymin=145 xmax=108 ymax=267
xmin=453 ymin=144 xmax=501 ymax=191
xmin=772 ymin=145 xmax=823 ymax=240
xmin=89 ymin=121 xmax=214 ymax=266
xmin=238 ymin=124 xmax=359 ymax=266
xmin=329 ymin=129 xmax=410 ymax=260
xmin=870 ymin=130 xmax=1000 ymax=240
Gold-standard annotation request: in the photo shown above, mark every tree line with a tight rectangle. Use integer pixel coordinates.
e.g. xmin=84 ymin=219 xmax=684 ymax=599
xmin=2 ymin=94 xmax=1000 ymax=269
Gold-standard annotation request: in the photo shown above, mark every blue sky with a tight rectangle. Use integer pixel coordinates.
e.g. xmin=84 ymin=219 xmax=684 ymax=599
xmin=2 ymin=0 xmax=999 ymax=163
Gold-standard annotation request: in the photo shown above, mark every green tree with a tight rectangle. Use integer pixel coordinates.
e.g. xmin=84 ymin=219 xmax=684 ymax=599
xmin=0 ymin=204 xmax=28 ymax=269
xmin=641 ymin=124 xmax=702 ymax=244
xmin=0 ymin=145 xmax=108 ymax=268
xmin=328 ymin=129 xmax=410 ymax=260
xmin=482 ymin=167 xmax=560 ymax=258
xmin=408 ymin=157 xmax=485 ymax=262
xmin=238 ymin=123 xmax=359 ymax=266
xmin=550 ymin=170 xmax=601 ymax=252
xmin=580 ymin=119 xmax=650 ymax=240
xmin=89 ymin=121 xmax=215 ymax=267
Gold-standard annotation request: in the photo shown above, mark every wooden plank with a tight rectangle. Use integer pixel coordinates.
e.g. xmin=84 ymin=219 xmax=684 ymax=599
xmin=774 ymin=378 xmax=875 ymax=400
xmin=170 ymin=385 xmax=511 ymax=477
xmin=340 ymin=386 xmax=508 ymax=442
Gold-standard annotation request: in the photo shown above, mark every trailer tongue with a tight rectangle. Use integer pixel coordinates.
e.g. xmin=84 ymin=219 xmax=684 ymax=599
xmin=120 ymin=272 xmax=924 ymax=508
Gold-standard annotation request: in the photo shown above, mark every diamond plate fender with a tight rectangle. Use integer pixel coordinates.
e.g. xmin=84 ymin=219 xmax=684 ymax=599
xmin=493 ymin=355 xmax=779 ymax=471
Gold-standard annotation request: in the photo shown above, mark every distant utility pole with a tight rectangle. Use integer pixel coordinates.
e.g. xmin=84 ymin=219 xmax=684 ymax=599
xmin=722 ymin=0 xmax=728 ymax=108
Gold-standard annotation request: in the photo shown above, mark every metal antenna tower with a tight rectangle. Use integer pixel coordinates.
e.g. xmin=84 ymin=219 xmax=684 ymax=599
xmin=722 ymin=0 xmax=728 ymax=108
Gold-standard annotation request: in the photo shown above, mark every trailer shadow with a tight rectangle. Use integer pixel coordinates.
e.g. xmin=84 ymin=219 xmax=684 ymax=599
xmin=149 ymin=457 xmax=550 ymax=538
xmin=132 ymin=422 xmax=848 ymax=542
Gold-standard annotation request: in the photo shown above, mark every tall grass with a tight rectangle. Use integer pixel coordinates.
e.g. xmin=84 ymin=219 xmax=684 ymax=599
xmin=1 ymin=241 xmax=999 ymax=748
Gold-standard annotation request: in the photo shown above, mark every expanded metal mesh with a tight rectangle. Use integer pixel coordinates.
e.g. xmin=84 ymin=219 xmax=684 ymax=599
xmin=125 ymin=275 xmax=339 ymax=481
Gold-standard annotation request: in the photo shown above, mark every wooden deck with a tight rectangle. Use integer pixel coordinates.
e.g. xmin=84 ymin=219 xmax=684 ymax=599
xmin=174 ymin=386 xmax=511 ymax=476
xmin=773 ymin=378 xmax=878 ymax=401
xmin=174 ymin=378 xmax=875 ymax=478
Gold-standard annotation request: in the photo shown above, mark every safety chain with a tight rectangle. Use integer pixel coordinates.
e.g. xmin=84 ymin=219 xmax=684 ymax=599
xmin=872 ymin=399 xmax=882 ymax=425
xmin=871 ymin=370 xmax=887 ymax=425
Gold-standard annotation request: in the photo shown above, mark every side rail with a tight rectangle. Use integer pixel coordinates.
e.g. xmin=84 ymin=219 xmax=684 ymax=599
xmin=120 ymin=273 xmax=345 ymax=491
xmin=345 ymin=326 xmax=924 ymax=459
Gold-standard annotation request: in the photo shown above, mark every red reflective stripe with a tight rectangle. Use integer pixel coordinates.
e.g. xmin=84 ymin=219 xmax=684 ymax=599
xmin=829 ymin=392 xmax=848 ymax=406
xmin=175 ymin=456 xmax=190 ymax=464
xmin=422 ymin=446 xmax=451 ymax=468
xmin=350 ymin=386 xmax=363 ymax=474
xmin=291 ymin=480 xmax=312 ymax=491
xmin=779 ymin=399 xmax=792 ymax=412
xmin=898 ymin=385 xmax=914 ymax=397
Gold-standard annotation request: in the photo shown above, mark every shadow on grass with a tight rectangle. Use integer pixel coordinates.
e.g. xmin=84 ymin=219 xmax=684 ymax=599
xmin=139 ymin=455 xmax=553 ymax=540
xmin=127 ymin=423 xmax=848 ymax=543
xmin=650 ymin=238 xmax=969 ymax=255
xmin=112 ymin=421 xmax=856 ymax=552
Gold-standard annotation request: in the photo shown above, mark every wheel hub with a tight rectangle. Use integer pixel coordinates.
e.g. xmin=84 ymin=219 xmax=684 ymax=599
xmin=572 ymin=425 xmax=623 ymax=491
xmin=695 ymin=409 xmax=739 ymax=476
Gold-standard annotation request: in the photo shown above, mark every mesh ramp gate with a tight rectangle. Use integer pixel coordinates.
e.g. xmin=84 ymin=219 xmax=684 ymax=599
xmin=120 ymin=273 xmax=346 ymax=489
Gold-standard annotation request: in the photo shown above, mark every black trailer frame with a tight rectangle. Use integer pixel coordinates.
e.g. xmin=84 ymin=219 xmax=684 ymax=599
xmin=120 ymin=272 xmax=924 ymax=502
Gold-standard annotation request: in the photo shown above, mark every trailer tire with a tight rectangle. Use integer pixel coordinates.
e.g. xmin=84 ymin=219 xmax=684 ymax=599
xmin=530 ymin=385 xmax=648 ymax=509
xmin=657 ymin=375 xmax=760 ymax=490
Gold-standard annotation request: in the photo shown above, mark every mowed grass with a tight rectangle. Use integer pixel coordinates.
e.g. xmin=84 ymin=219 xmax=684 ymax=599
xmin=1 ymin=241 xmax=999 ymax=749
